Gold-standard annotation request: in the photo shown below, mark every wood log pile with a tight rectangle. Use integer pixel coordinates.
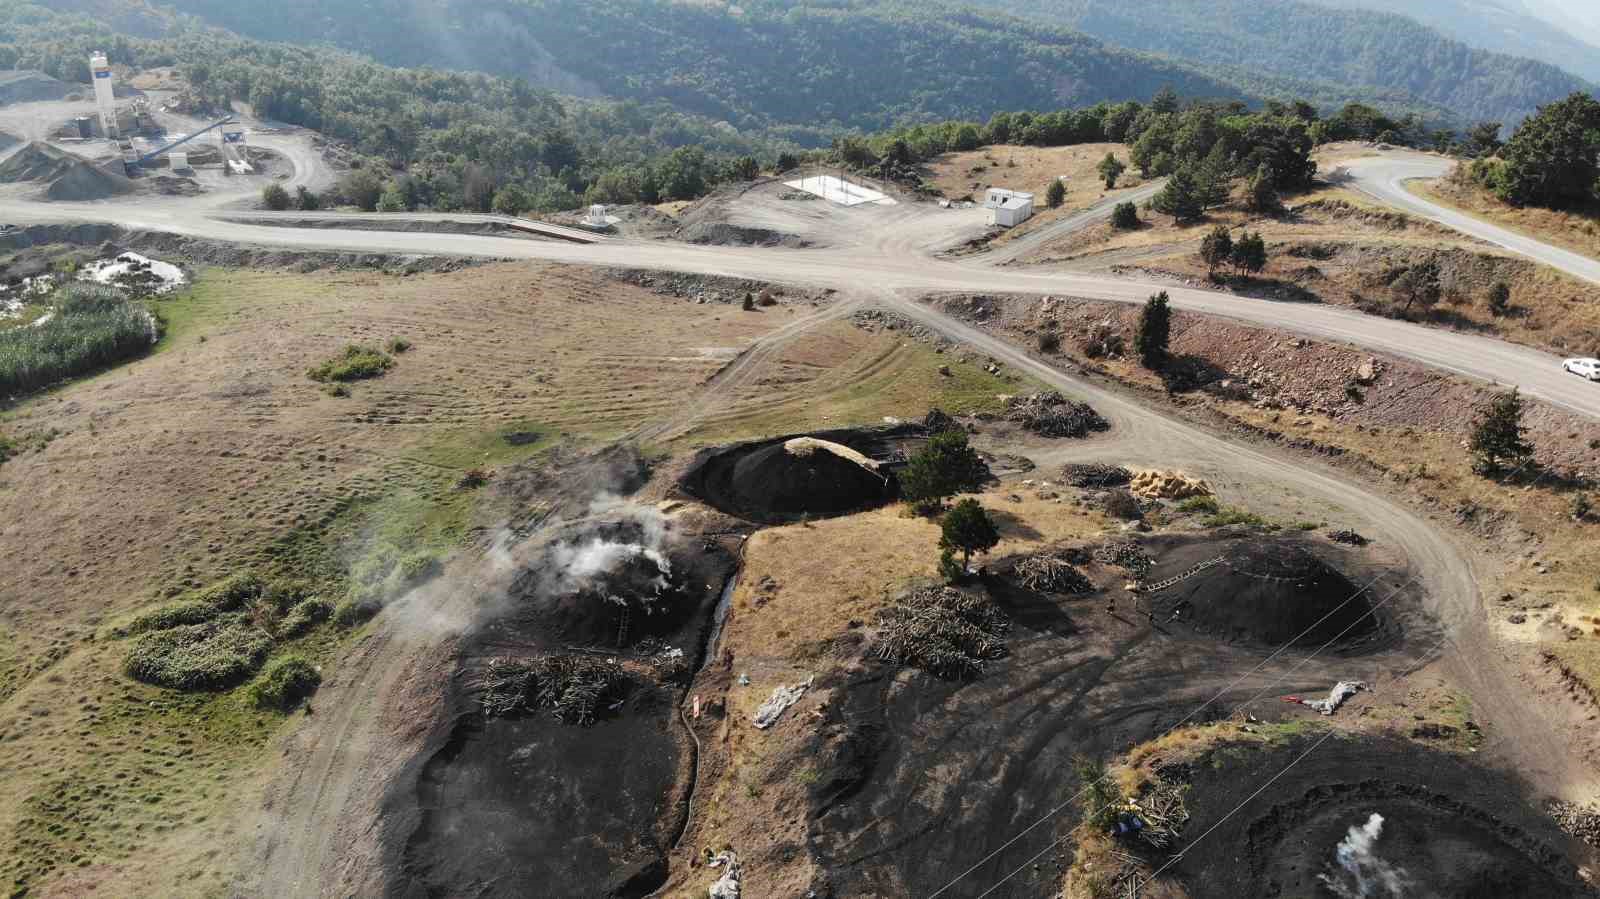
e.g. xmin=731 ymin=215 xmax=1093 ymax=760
xmin=875 ymin=586 xmax=1011 ymax=680
xmin=1006 ymin=392 xmax=1110 ymax=439
xmin=1061 ymin=462 xmax=1132 ymax=488
xmin=1014 ymin=553 xmax=1094 ymax=594
xmin=474 ymin=654 xmax=630 ymax=726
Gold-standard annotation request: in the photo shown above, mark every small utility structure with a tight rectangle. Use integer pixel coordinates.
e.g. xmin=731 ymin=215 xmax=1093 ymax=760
xmin=984 ymin=187 xmax=1035 ymax=227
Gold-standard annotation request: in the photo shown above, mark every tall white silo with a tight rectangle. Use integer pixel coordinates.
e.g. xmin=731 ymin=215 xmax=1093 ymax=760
xmin=90 ymin=52 xmax=117 ymax=138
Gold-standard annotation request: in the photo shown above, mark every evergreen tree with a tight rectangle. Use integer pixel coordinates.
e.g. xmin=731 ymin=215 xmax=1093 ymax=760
xmin=1046 ymin=178 xmax=1066 ymax=209
xmin=1495 ymin=93 xmax=1600 ymax=209
xmin=1151 ymin=165 xmax=1204 ymax=223
xmin=1487 ymin=281 xmax=1511 ymax=316
xmin=1230 ymin=231 xmax=1267 ymax=275
xmin=1246 ymin=163 xmax=1279 ymax=213
xmin=900 ymin=430 xmax=986 ymax=514
xmin=940 ymin=499 xmax=1000 ymax=569
xmin=1469 ymin=389 xmax=1534 ymax=476
xmin=1135 ymin=291 xmax=1172 ymax=369
xmin=1390 ymin=259 xmax=1442 ymax=317
xmin=295 ymin=185 xmax=320 ymax=211
xmin=1199 ymin=225 xmax=1233 ymax=274
xmin=1111 ymin=201 xmax=1140 ymax=229
xmin=1195 ymin=142 xmax=1233 ymax=208
xmin=1097 ymin=152 xmax=1126 ymax=189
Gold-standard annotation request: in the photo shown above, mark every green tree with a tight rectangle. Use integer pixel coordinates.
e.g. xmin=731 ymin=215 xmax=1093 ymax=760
xmin=1111 ymin=201 xmax=1140 ymax=229
xmin=1469 ymin=389 xmax=1534 ymax=476
xmin=1467 ymin=121 xmax=1504 ymax=157
xmin=900 ymin=430 xmax=986 ymax=514
xmin=1246 ymin=163 xmax=1279 ymax=213
xmin=261 ymin=183 xmax=290 ymax=211
xmin=730 ymin=155 xmax=760 ymax=181
xmin=1097 ymin=152 xmax=1126 ymax=189
xmin=294 ymin=185 xmax=320 ymax=211
xmin=938 ymin=548 xmax=965 ymax=584
xmin=1230 ymin=231 xmax=1267 ymax=275
xmin=1045 ymin=178 xmax=1066 ymax=209
xmin=376 ymin=183 xmax=408 ymax=212
xmin=1495 ymin=93 xmax=1600 ymax=208
xmin=1195 ymin=141 xmax=1233 ymax=208
xmin=1390 ymin=260 xmax=1442 ymax=317
xmin=1151 ymin=165 xmax=1204 ymax=223
xmin=939 ymin=498 xmax=1000 ymax=569
xmin=1199 ymin=225 xmax=1233 ymax=274
xmin=1135 ymin=291 xmax=1172 ymax=369
xmin=492 ymin=183 xmax=534 ymax=216
xmin=339 ymin=168 xmax=384 ymax=212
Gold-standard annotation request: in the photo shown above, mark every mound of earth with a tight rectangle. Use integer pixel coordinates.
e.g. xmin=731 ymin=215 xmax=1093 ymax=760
xmin=0 ymin=71 xmax=75 ymax=104
xmin=0 ymin=141 xmax=78 ymax=183
xmin=46 ymin=158 xmax=135 ymax=201
xmin=678 ymin=220 xmax=809 ymax=248
xmin=1144 ymin=535 xmax=1379 ymax=646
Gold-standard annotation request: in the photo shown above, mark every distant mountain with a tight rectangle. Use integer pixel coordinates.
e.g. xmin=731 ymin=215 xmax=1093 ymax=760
xmin=972 ymin=0 xmax=1596 ymax=125
xmin=1312 ymin=0 xmax=1600 ymax=83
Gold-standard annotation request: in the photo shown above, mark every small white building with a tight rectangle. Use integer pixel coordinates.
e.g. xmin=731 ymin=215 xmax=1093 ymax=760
xmin=983 ymin=188 xmax=1035 ymax=228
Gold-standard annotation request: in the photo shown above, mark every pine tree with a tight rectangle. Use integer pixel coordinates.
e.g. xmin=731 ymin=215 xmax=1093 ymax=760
xmin=900 ymin=430 xmax=986 ymax=514
xmin=1135 ymin=291 xmax=1172 ymax=369
xmin=940 ymin=499 xmax=1000 ymax=568
xmin=1097 ymin=152 xmax=1126 ymax=189
xmin=1151 ymin=165 xmax=1203 ymax=223
xmin=1230 ymin=231 xmax=1267 ymax=275
xmin=1046 ymin=178 xmax=1066 ymax=209
xmin=1199 ymin=225 xmax=1233 ymax=274
xmin=1246 ymin=163 xmax=1279 ymax=213
xmin=1469 ymin=389 xmax=1534 ymax=476
xmin=1110 ymin=201 xmax=1140 ymax=229
xmin=1487 ymin=281 xmax=1511 ymax=316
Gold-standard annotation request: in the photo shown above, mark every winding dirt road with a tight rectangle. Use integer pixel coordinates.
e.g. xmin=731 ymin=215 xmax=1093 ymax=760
xmin=3 ymin=131 xmax=1595 ymax=894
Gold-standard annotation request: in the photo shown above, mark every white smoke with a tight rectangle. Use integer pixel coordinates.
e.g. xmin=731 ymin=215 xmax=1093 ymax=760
xmin=1317 ymin=813 xmax=1409 ymax=898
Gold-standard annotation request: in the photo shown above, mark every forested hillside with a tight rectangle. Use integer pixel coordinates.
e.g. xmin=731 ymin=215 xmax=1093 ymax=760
xmin=1316 ymin=0 xmax=1600 ymax=81
xmin=972 ymin=0 xmax=1595 ymax=126
xmin=118 ymin=0 xmax=1262 ymax=143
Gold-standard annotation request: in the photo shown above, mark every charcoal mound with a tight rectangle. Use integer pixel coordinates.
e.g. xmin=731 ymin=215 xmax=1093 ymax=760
xmin=682 ymin=427 xmax=923 ymax=524
xmin=1146 ymin=536 xmax=1379 ymax=647
xmin=508 ymin=534 xmax=695 ymax=650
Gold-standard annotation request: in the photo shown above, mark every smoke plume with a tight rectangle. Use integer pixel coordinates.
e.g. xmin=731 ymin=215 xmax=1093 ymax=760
xmin=1316 ymin=812 xmax=1409 ymax=898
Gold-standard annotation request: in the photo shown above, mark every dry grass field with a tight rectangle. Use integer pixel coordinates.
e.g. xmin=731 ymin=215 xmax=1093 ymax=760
xmin=1416 ymin=176 xmax=1600 ymax=264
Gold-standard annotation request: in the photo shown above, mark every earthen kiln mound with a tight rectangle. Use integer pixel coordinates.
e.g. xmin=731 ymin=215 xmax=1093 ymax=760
xmin=1144 ymin=535 xmax=1383 ymax=647
xmin=680 ymin=426 xmax=924 ymax=524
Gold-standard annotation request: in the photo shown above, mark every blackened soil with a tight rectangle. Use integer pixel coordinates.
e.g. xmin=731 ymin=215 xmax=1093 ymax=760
xmin=1174 ymin=736 xmax=1589 ymax=898
xmin=398 ymin=686 xmax=681 ymax=899
xmin=679 ymin=425 xmax=926 ymax=525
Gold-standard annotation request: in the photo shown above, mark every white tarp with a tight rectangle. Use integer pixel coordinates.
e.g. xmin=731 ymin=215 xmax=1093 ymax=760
xmin=1303 ymin=680 xmax=1366 ymax=716
xmin=783 ymin=175 xmax=897 ymax=207
xmin=752 ymin=675 xmax=813 ymax=729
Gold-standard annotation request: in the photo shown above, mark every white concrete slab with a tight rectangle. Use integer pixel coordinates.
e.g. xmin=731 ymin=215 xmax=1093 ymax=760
xmin=783 ymin=175 xmax=897 ymax=207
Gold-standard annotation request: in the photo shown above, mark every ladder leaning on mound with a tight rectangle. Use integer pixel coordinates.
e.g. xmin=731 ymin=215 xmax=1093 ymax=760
xmin=1131 ymin=555 xmax=1227 ymax=594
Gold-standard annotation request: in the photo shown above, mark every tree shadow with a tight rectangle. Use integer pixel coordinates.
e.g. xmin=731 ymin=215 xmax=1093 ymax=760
xmin=986 ymin=507 xmax=1045 ymax=541
xmin=980 ymin=572 xmax=1080 ymax=640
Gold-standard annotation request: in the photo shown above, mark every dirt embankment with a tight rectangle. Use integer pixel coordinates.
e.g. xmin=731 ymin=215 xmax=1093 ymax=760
xmin=932 ymin=292 xmax=1600 ymax=475
xmin=0 ymin=141 xmax=135 ymax=201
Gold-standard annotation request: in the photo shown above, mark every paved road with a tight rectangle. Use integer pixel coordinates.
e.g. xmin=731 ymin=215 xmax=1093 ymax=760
xmin=1344 ymin=152 xmax=1600 ymax=287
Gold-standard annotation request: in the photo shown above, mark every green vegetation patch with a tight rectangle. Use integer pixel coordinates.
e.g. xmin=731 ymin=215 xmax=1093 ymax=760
xmin=0 ymin=283 xmax=157 ymax=397
xmin=1203 ymin=506 xmax=1272 ymax=529
xmin=306 ymin=343 xmax=396 ymax=383
xmin=124 ymin=619 xmax=274 ymax=690
xmin=245 ymin=654 xmax=322 ymax=711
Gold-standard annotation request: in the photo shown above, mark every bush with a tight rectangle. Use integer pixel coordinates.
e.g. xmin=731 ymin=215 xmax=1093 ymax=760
xmin=385 ymin=337 xmax=412 ymax=354
xmin=0 ymin=284 xmax=157 ymax=397
xmin=1110 ymin=201 xmax=1139 ymax=230
xmin=262 ymin=183 xmax=291 ymax=210
xmin=245 ymin=655 xmax=322 ymax=711
xmin=1176 ymin=495 xmax=1220 ymax=514
xmin=1487 ymin=281 xmax=1511 ymax=316
xmin=295 ymin=185 xmax=321 ymax=211
xmin=279 ymin=597 xmax=333 ymax=638
xmin=125 ymin=573 xmax=266 ymax=634
xmin=124 ymin=619 xmax=273 ymax=690
xmin=334 ymin=597 xmax=382 ymax=628
xmin=306 ymin=344 xmax=395 ymax=382
xmin=1102 ymin=489 xmax=1142 ymax=521
xmin=1037 ymin=330 xmax=1061 ymax=353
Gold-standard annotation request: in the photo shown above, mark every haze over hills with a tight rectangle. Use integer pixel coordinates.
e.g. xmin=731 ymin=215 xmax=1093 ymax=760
xmin=98 ymin=0 xmax=1539 ymax=137
xmin=1314 ymin=0 xmax=1600 ymax=82
xmin=971 ymin=0 xmax=1596 ymax=126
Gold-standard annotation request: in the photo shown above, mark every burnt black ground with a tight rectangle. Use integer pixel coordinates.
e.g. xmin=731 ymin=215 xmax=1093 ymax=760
xmin=1174 ymin=736 xmax=1589 ymax=898
xmin=678 ymin=425 xmax=926 ymax=524
xmin=384 ymin=520 xmax=737 ymax=899
xmin=805 ymin=542 xmax=1433 ymax=898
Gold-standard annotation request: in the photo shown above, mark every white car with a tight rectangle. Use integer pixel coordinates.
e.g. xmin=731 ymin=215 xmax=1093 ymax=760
xmin=1564 ymin=358 xmax=1600 ymax=381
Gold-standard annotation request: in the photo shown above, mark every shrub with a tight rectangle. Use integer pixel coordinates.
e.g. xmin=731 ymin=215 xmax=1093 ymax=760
xmin=1037 ymin=330 xmax=1061 ymax=353
xmin=1045 ymin=178 xmax=1066 ymax=209
xmin=245 ymin=655 xmax=322 ymax=711
xmin=1176 ymin=495 xmax=1220 ymax=514
xmin=279 ymin=597 xmax=333 ymax=638
xmin=1487 ymin=281 xmax=1511 ymax=316
xmin=0 ymin=284 xmax=157 ymax=397
xmin=306 ymin=344 xmax=395 ymax=382
xmin=125 ymin=573 xmax=266 ymax=634
xmin=1102 ymin=489 xmax=1142 ymax=520
xmin=334 ymin=597 xmax=383 ymax=628
xmin=1110 ymin=201 xmax=1139 ymax=230
xmin=385 ymin=337 xmax=412 ymax=354
xmin=124 ymin=619 xmax=272 ymax=690
xmin=262 ymin=183 xmax=291 ymax=211
xmin=1204 ymin=506 xmax=1269 ymax=528
xmin=295 ymin=186 xmax=321 ymax=211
